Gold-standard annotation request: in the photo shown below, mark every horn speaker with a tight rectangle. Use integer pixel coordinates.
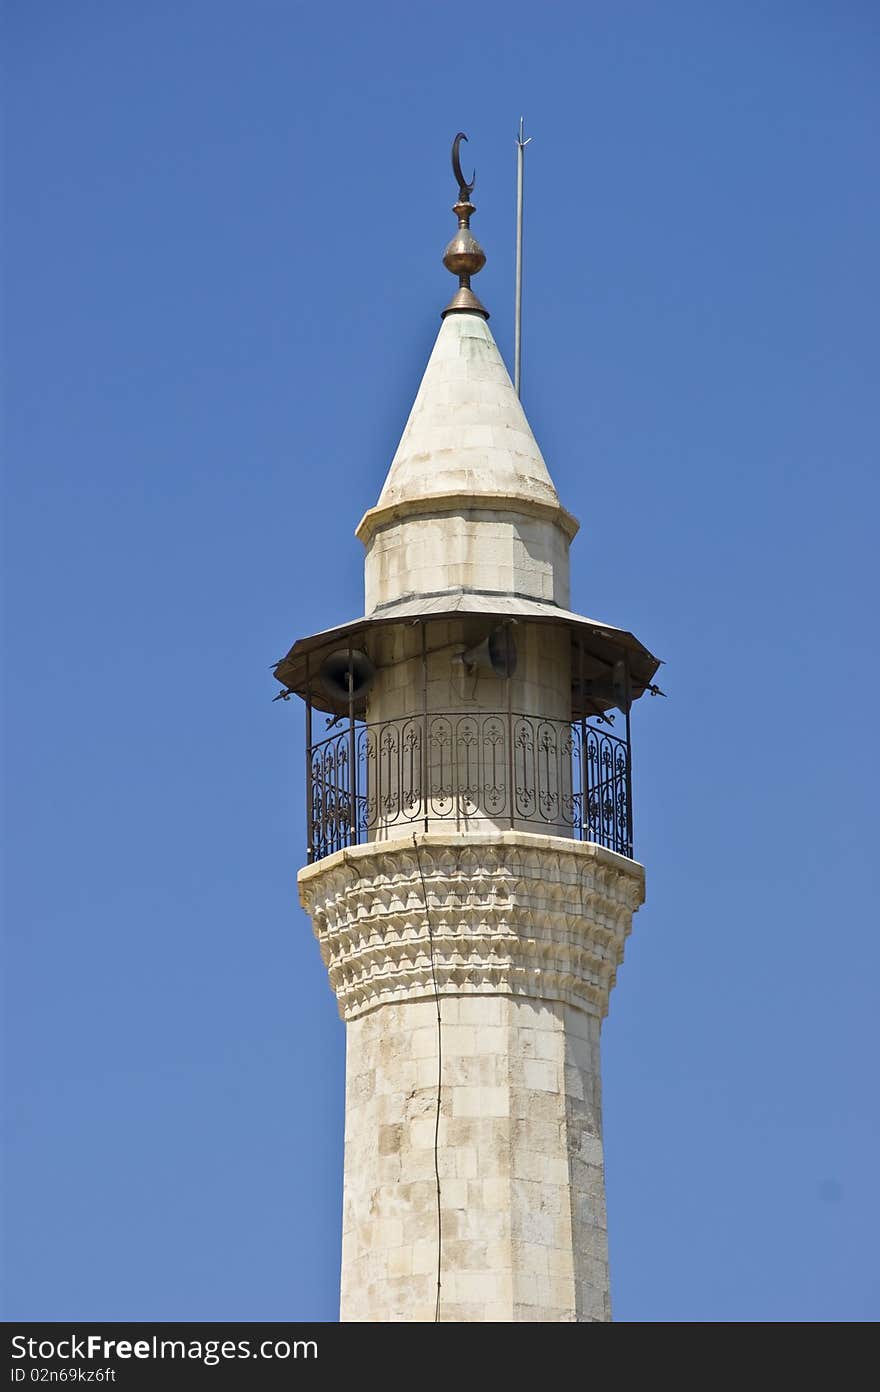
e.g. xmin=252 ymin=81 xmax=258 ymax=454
xmin=319 ymin=649 xmax=375 ymax=705
xmin=581 ymin=658 xmax=632 ymax=712
xmin=461 ymin=627 xmax=517 ymax=678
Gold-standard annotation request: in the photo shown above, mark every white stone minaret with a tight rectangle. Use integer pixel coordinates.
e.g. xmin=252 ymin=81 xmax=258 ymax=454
xmin=275 ymin=137 xmax=660 ymax=1322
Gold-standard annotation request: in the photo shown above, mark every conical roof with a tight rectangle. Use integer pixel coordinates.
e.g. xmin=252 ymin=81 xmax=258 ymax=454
xmin=356 ymin=311 xmax=578 ymax=543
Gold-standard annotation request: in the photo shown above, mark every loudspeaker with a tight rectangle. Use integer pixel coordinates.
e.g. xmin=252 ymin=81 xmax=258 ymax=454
xmin=611 ymin=659 xmax=632 ymax=713
xmin=581 ymin=659 xmax=632 ymax=712
xmin=461 ymin=627 xmax=517 ymax=678
xmin=319 ymin=649 xmax=375 ymax=705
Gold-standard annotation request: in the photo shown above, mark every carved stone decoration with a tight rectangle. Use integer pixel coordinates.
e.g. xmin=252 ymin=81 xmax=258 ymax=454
xmin=298 ymin=830 xmax=644 ymax=1023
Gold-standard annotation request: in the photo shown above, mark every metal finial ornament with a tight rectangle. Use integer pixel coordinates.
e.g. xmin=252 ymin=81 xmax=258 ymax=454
xmin=442 ymin=132 xmax=489 ymax=319
xmin=451 ymin=132 xmax=475 ymax=200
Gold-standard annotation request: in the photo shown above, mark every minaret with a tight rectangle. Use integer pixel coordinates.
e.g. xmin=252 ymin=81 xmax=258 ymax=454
xmin=275 ymin=135 xmax=661 ymax=1323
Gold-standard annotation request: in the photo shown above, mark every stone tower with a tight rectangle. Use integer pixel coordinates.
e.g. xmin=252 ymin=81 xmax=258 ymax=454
xmin=274 ymin=137 xmax=661 ymax=1322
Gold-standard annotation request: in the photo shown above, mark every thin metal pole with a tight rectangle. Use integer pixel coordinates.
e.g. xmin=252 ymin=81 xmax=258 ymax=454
xmin=624 ymin=654 xmax=633 ymax=858
xmin=347 ymin=641 xmax=357 ymax=848
xmin=421 ymin=621 xmax=429 ymax=834
xmin=305 ymin=652 xmax=313 ymax=863
xmin=514 ymin=117 xmax=532 ymax=399
xmin=579 ymin=636 xmax=586 ymax=843
xmin=506 ymin=631 xmax=515 ymax=830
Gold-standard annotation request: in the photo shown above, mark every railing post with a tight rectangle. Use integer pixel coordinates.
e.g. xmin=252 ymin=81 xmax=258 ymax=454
xmin=421 ymin=621 xmax=429 ymax=833
xmin=506 ymin=631 xmax=515 ymax=829
xmin=347 ymin=640 xmax=357 ymax=848
xmin=305 ymin=652 xmax=313 ymax=864
xmin=624 ymin=653 xmax=633 ymax=857
xmin=579 ymin=635 xmax=586 ymax=842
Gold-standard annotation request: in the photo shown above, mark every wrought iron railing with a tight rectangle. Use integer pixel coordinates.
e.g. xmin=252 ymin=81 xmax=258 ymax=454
xmin=307 ymin=709 xmax=632 ymax=862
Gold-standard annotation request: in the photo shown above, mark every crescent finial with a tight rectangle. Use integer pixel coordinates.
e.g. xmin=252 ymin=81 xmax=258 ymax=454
xmin=451 ymin=132 xmax=475 ymax=200
xmin=441 ymin=131 xmax=488 ymax=320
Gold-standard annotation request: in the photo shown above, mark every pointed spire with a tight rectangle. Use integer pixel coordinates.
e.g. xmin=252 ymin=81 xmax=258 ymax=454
xmin=441 ymin=133 xmax=489 ymax=320
xmin=356 ymin=310 xmax=578 ymax=547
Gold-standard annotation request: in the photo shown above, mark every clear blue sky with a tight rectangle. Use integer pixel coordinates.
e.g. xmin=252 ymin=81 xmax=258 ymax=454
xmin=3 ymin=1 xmax=878 ymax=1323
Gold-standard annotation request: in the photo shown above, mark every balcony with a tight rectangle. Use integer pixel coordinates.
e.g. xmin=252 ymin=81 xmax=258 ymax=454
xmin=306 ymin=709 xmax=632 ymax=863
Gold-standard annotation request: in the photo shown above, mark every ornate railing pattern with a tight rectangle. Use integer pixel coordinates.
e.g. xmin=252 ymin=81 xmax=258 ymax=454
xmin=308 ymin=710 xmax=632 ymax=862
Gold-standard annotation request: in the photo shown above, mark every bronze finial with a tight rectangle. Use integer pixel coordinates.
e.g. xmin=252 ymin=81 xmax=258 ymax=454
xmin=442 ymin=132 xmax=489 ymax=319
xmin=451 ymin=132 xmax=476 ymax=201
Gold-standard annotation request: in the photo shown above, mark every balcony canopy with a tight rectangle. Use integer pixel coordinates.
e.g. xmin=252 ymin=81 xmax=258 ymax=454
xmin=273 ymin=591 xmax=662 ymax=721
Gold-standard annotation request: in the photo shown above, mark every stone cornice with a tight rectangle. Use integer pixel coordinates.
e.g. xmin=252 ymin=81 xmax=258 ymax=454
xmin=355 ymin=492 xmax=580 ymax=547
xmin=297 ymin=831 xmax=644 ymax=1023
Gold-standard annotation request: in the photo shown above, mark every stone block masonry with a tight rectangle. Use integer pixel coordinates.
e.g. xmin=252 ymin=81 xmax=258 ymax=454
xmin=298 ymin=831 xmax=644 ymax=1322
